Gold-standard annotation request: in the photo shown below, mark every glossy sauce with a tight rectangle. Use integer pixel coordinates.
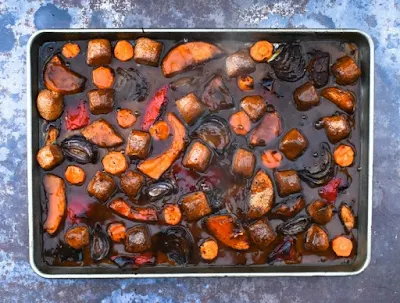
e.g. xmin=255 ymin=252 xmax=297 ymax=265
xmin=38 ymin=39 xmax=360 ymax=268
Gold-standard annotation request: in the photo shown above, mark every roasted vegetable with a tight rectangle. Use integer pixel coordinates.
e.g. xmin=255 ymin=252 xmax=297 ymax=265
xmin=250 ymin=111 xmax=282 ymax=146
xmin=334 ymin=144 xmax=355 ymax=167
xmin=339 ymin=203 xmax=355 ymax=232
xmin=92 ymin=66 xmax=114 ymax=89
xmin=271 ymin=195 xmax=305 ymax=219
xmin=36 ymin=89 xmax=63 ymax=121
xmin=90 ymin=225 xmax=110 ymax=261
xmin=201 ymin=75 xmax=234 ymax=112
xmin=193 ymin=115 xmax=231 ymax=153
xmin=304 ymin=225 xmax=329 ymax=252
xmin=247 ymin=170 xmax=274 ymax=219
xmin=142 ymin=85 xmax=168 ymax=130
xmin=82 ymin=119 xmax=124 ymax=147
xmin=293 ymin=82 xmax=320 ymax=111
xmin=138 ymin=113 xmax=186 ymax=180
xmin=318 ymin=177 xmax=341 ymax=204
xmin=298 ymin=142 xmax=334 ymax=187
xmin=175 ymin=93 xmax=205 ymax=125
xmin=107 ymin=222 xmax=126 ymax=243
xmin=45 ymin=126 xmax=59 ymax=146
xmin=125 ymin=225 xmax=151 ymax=253
xmin=150 ymin=121 xmax=170 ymax=141
xmin=116 ymin=108 xmax=137 ymax=129
xmin=267 ymin=237 xmax=300 ymax=264
xmin=112 ymin=252 xmax=155 ymax=268
xmin=332 ymin=236 xmax=353 ymax=257
xmin=114 ymin=67 xmax=149 ymax=102
xmin=102 ymin=151 xmax=128 ymax=175
xmin=87 ymin=39 xmax=112 ymax=66
xmin=248 ymin=218 xmax=277 ymax=249
xmin=146 ymin=180 xmax=176 ymax=202
xmin=36 ymin=145 xmax=64 ymax=170
xmin=279 ymin=128 xmax=308 ymax=161
xmin=44 ymin=56 xmax=86 ymax=94
xmin=65 ymin=225 xmax=89 ymax=249
xmin=307 ymin=50 xmax=330 ymax=88
xmin=331 ymin=55 xmax=361 ymax=85
xmin=182 ymin=141 xmax=212 ymax=172
xmin=180 ymin=191 xmax=212 ymax=221
xmin=158 ymin=227 xmax=194 ymax=264
xmin=88 ymin=89 xmax=115 ymax=115
xmin=64 ymin=165 xmax=86 ymax=185
xmin=109 ymin=198 xmax=158 ymax=222
xmin=61 ymin=135 xmax=98 ymax=164
xmin=274 ymin=170 xmax=302 ymax=197
xmin=277 ymin=216 xmax=311 ymax=236
xmin=229 ymin=111 xmax=251 ymax=136
xmin=250 ymin=40 xmax=274 ymax=62
xmin=62 ymin=42 xmax=80 ymax=59
xmin=87 ymin=171 xmax=116 ymax=202
xmin=226 ymin=50 xmax=256 ymax=78
xmin=205 ymin=214 xmax=249 ymax=250
xmin=237 ymin=75 xmax=254 ymax=91
xmin=43 ymin=174 xmax=66 ymax=235
xmin=240 ymin=95 xmax=267 ymax=122
xmin=134 ymin=37 xmax=163 ymax=66
xmin=318 ymin=114 xmax=351 ymax=144
xmin=307 ymin=200 xmax=333 ymax=225
xmin=163 ymin=204 xmax=182 ymax=226
xmin=321 ymin=87 xmax=355 ymax=114
xmin=125 ymin=130 xmax=151 ymax=159
xmin=261 ymin=149 xmax=283 ymax=169
xmin=232 ymin=148 xmax=255 ymax=178
xmin=120 ymin=170 xmax=145 ymax=198
xmin=65 ymin=100 xmax=90 ymax=130
xmin=114 ymin=40 xmax=134 ymax=62
xmin=162 ymin=41 xmax=225 ymax=77
xmin=199 ymin=239 xmax=219 ymax=261
xmin=269 ymin=44 xmax=306 ymax=82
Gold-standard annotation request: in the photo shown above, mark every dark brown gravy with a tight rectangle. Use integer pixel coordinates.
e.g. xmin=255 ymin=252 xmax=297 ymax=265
xmin=38 ymin=39 xmax=360 ymax=268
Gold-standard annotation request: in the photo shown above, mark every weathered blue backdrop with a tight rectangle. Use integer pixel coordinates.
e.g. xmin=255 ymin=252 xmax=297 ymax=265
xmin=0 ymin=0 xmax=398 ymax=302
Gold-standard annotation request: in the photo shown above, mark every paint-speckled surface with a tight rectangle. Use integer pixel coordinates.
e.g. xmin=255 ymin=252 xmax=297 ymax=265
xmin=0 ymin=0 xmax=398 ymax=302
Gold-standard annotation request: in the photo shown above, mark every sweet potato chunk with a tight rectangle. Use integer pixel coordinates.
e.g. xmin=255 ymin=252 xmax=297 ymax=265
xmin=125 ymin=225 xmax=151 ymax=253
xmin=205 ymin=214 xmax=249 ymax=250
xmin=87 ymin=171 xmax=116 ymax=202
xmin=45 ymin=127 xmax=59 ymax=146
xmin=320 ymin=115 xmax=351 ymax=144
xmin=36 ymin=145 xmax=64 ymax=170
xmin=175 ymin=93 xmax=205 ymax=125
xmin=92 ymin=66 xmax=115 ymax=89
xmin=65 ymin=225 xmax=89 ymax=249
xmin=87 ymin=89 xmax=114 ymax=115
xmin=137 ymin=113 xmax=186 ymax=180
xmin=125 ymin=130 xmax=151 ymax=159
xmin=87 ymin=39 xmax=112 ymax=66
xmin=232 ymin=148 xmax=255 ymax=178
xmin=226 ymin=50 xmax=256 ymax=78
xmin=293 ymin=82 xmax=320 ymax=111
xmin=43 ymin=174 xmax=66 ymax=235
xmin=102 ymin=151 xmax=128 ymax=175
xmin=321 ymin=87 xmax=355 ymax=114
xmin=199 ymin=239 xmax=219 ymax=261
xmin=247 ymin=170 xmax=274 ymax=219
xmin=107 ymin=222 xmax=126 ymax=243
xmin=331 ymin=55 xmax=361 ymax=85
xmin=250 ymin=111 xmax=282 ymax=146
xmin=279 ymin=128 xmax=308 ymax=161
xmin=180 ymin=191 xmax=211 ymax=221
xmin=82 ymin=119 xmax=124 ymax=147
xmin=109 ymin=198 xmax=158 ymax=222
xmin=120 ymin=170 xmax=145 ymax=197
xmin=182 ymin=141 xmax=212 ymax=172
xmin=274 ymin=170 xmax=302 ymax=197
xmin=248 ymin=218 xmax=277 ymax=249
xmin=134 ymin=37 xmax=163 ymax=66
xmin=64 ymin=165 xmax=86 ymax=185
xmin=162 ymin=41 xmax=225 ymax=77
xmin=36 ymin=89 xmax=63 ymax=121
xmin=44 ymin=56 xmax=86 ymax=95
xmin=339 ymin=203 xmax=355 ymax=232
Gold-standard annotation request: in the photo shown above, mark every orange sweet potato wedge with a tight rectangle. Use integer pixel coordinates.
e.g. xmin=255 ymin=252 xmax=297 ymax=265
xmin=43 ymin=174 xmax=66 ymax=235
xmin=82 ymin=118 xmax=124 ymax=147
xmin=205 ymin=214 xmax=249 ymax=250
xmin=137 ymin=113 xmax=186 ymax=179
xmin=109 ymin=198 xmax=158 ymax=222
xmin=44 ymin=55 xmax=86 ymax=95
xmin=161 ymin=42 xmax=225 ymax=77
xmin=247 ymin=170 xmax=274 ymax=219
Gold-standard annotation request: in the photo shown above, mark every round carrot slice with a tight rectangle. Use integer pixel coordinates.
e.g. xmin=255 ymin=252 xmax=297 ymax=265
xmin=107 ymin=223 xmax=126 ymax=242
xmin=334 ymin=144 xmax=355 ymax=167
xmin=65 ymin=165 xmax=86 ymax=185
xmin=102 ymin=151 xmax=128 ymax=175
xmin=149 ymin=121 xmax=170 ymax=140
xmin=332 ymin=236 xmax=353 ymax=257
xmin=163 ymin=204 xmax=182 ymax=225
xmin=261 ymin=149 xmax=283 ymax=169
xmin=250 ymin=40 xmax=274 ymax=62
xmin=92 ymin=66 xmax=115 ymax=89
xmin=237 ymin=75 xmax=254 ymax=91
xmin=114 ymin=40 xmax=134 ymax=61
xmin=200 ymin=239 xmax=218 ymax=261
xmin=229 ymin=111 xmax=251 ymax=135
xmin=117 ymin=108 xmax=137 ymax=128
xmin=62 ymin=42 xmax=80 ymax=59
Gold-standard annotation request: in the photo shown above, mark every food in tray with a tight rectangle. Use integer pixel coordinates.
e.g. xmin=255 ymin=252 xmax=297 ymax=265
xmin=37 ymin=37 xmax=360 ymax=268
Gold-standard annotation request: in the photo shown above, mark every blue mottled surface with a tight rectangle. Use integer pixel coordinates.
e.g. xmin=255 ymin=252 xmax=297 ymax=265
xmin=0 ymin=0 xmax=398 ymax=302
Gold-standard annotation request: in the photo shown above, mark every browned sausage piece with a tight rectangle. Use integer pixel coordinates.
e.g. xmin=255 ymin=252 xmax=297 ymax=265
xmin=102 ymin=151 xmax=128 ymax=176
xmin=87 ymin=89 xmax=115 ymax=115
xmin=36 ymin=89 xmax=64 ymax=121
xmin=304 ymin=225 xmax=329 ymax=252
xmin=45 ymin=127 xmax=59 ymax=146
xmin=175 ymin=93 xmax=205 ymax=125
xmin=120 ymin=170 xmax=145 ymax=197
xmin=240 ymin=95 xmax=267 ymax=122
xmin=307 ymin=200 xmax=334 ymax=225
xmin=134 ymin=37 xmax=163 ymax=67
xmin=182 ymin=141 xmax=212 ymax=172
xmin=248 ymin=218 xmax=277 ymax=249
xmin=107 ymin=222 xmax=126 ymax=243
xmin=274 ymin=170 xmax=302 ymax=197
xmin=125 ymin=130 xmax=151 ymax=159
xmin=87 ymin=39 xmax=112 ymax=66
xmin=320 ymin=115 xmax=351 ymax=144
xmin=250 ymin=111 xmax=282 ymax=146
xmin=43 ymin=174 xmax=66 ymax=235
xmin=36 ymin=145 xmax=64 ymax=170
xmin=226 ymin=50 xmax=256 ymax=78
xmin=87 ymin=171 xmax=116 ymax=202
xmin=293 ymin=82 xmax=320 ymax=111
xmin=180 ymin=191 xmax=211 ymax=221
xmin=64 ymin=225 xmax=89 ymax=249
xmin=247 ymin=170 xmax=274 ymax=219
xmin=279 ymin=128 xmax=308 ymax=161
xmin=125 ymin=225 xmax=151 ymax=253
xmin=321 ymin=87 xmax=355 ymax=114
xmin=331 ymin=55 xmax=361 ymax=85
xmin=82 ymin=119 xmax=124 ymax=147
xmin=232 ymin=148 xmax=255 ymax=178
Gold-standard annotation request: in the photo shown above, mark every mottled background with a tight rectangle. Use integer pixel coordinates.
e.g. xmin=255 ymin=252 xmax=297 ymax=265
xmin=0 ymin=0 xmax=399 ymax=302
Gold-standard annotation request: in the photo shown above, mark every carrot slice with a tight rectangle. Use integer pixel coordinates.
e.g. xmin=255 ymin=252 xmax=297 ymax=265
xmin=229 ymin=111 xmax=251 ymax=135
xmin=62 ymin=42 xmax=80 ymax=59
xmin=114 ymin=40 xmax=134 ymax=61
xmin=92 ymin=66 xmax=114 ymax=89
xmin=250 ymin=40 xmax=274 ymax=62
xmin=163 ymin=204 xmax=182 ymax=225
xmin=116 ymin=109 xmax=136 ymax=128
xmin=334 ymin=144 xmax=355 ymax=167
xmin=237 ymin=75 xmax=254 ymax=91
xmin=332 ymin=236 xmax=353 ymax=257
xmin=261 ymin=149 xmax=283 ymax=169
xmin=149 ymin=121 xmax=170 ymax=140
xmin=200 ymin=239 xmax=219 ymax=261
xmin=65 ymin=165 xmax=86 ymax=185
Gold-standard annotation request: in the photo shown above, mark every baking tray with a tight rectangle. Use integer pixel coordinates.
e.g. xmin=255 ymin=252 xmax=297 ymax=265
xmin=27 ymin=29 xmax=374 ymax=278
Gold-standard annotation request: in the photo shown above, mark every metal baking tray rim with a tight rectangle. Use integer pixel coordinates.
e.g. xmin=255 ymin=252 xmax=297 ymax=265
xmin=27 ymin=28 xmax=374 ymax=278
